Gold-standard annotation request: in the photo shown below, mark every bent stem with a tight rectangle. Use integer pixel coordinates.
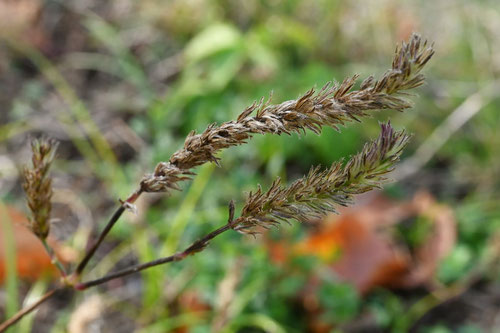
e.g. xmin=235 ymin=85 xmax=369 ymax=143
xmin=0 ymin=288 xmax=60 ymax=333
xmin=0 ymin=190 xmax=142 ymax=332
xmin=76 ymin=223 xmax=233 ymax=290
xmin=74 ymin=188 xmax=143 ymax=276
xmin=0 ymin=202 xmax=232 ymax=332
xmin=2 ymin=34 xmax=434 ymax=332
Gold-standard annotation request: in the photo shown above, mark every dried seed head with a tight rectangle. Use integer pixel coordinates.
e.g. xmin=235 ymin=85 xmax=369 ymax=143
xmin=141 ymin=34 xmax=432 ymax=194
xmin=22 ymin=137 xmax=58 ymax=240
xmin=232 ymin=122 xmax=410 ymax=234
xmin=140 ymin=162 xmax=195 ymax=193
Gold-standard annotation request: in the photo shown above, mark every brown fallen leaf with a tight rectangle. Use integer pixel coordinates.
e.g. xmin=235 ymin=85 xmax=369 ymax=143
xmin=293 ymin=191 xmax=456 ymax=292
xmin=173 ymin=289 xmax=211 ymax=333
xmin=278 ymin=192 xmax=456 ymax=332
xmin=0 ymin=0 xmax=48 ymax=51
xmin=0 ymin=205 xmax=74 ymax=283
xmin=310 ymin=212 xmax=410 ymax=294
xmin=266 ymin=190 xmax=456 ymax=296
xmin=396 ymin=191 xmax=457 ymax=288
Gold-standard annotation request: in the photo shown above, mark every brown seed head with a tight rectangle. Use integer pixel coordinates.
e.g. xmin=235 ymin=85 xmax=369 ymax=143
xmin=232 ymin=122 xmax=410 ymax=234
xmin=140 ymin=34 xmax=432 ymax=194
xmin=22 ymin=137 xmax=58 ymax=239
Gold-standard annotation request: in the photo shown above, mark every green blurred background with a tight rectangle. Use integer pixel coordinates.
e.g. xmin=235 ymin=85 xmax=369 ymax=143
xmin=0 ymin=0 xmax=499 ymax=332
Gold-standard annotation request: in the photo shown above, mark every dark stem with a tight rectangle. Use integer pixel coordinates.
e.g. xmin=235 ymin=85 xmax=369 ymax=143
xmin=0 ymin=288 xmax=60 ymax=332
xmin=76 ymin=224 xmax=231 ymax=290
xmin=74 ymin=188 xmax=142 ymax=276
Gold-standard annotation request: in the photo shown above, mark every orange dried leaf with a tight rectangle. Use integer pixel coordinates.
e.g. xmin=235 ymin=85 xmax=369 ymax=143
xmin=0 ymin=206 xmax=72 ymax=283
xmin=292 ymin=191 xmax=456 ymax=293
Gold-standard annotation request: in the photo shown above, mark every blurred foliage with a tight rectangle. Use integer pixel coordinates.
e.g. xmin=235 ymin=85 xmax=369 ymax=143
xmin=0 ymin=0 xmax=499 ymax=332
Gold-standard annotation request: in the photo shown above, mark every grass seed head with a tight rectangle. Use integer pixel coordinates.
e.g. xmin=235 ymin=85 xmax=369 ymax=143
xmin=22 ymin=137 xmax=58 ymax=240
xmin=141 ymin=34 xmax=432 ymax=194
xmin=232 ymin=122 xmax=410 ymax=234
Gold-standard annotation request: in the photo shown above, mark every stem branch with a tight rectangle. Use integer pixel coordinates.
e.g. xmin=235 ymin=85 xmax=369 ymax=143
xmin=77 ymin=224 xmax=231 ymax=290
xmin=74 ymin=188 xmax=142 ymax=276
xmin=0 ymin=288 xmax=60 ymax=333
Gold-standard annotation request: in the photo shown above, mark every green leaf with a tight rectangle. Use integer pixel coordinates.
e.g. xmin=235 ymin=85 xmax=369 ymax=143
xmin=437 ymin=244 xmax=473 ymax=283
xmin=184 ymin=23 xmax=242 ymax=64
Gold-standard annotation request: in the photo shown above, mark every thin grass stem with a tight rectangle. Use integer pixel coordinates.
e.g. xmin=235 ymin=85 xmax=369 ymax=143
xmin=74 ymin=188 xmax=143 ymax=276
xmin=76 ymin=224 xmax=231 ymax=290
xmin=0 ymin=289 xmax=59 ymax=333
xmin=41 ymin=239 xmax=67 ymax=277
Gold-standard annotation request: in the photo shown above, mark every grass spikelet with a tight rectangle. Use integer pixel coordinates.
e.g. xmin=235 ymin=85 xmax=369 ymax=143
xmin=22 ymin=137 xmax=58 ymax=240
xmin=141 ymin=34 xmax=433 ymax=194
xmin=232 ymin=122 xmax=410 ymax=234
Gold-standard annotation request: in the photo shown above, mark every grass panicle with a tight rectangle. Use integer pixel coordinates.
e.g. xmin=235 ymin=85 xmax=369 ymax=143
xmin=22 ymin=137 xmax=58 ymax=240
xmin=232 ymin=122 xmax=410 ymax=234
xmin=140 ymin=33 xmax=433 ymax=194
xmin=1 ymin=34 xmax=433 ymax=332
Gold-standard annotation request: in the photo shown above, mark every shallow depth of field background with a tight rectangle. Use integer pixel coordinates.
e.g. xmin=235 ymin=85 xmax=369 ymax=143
xmin=0 ymin=0 xmax=499 ymax=332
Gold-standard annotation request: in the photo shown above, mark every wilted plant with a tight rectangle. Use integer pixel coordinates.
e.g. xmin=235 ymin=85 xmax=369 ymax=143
xmin=0 ymin=33 xmax=433 ymax=331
